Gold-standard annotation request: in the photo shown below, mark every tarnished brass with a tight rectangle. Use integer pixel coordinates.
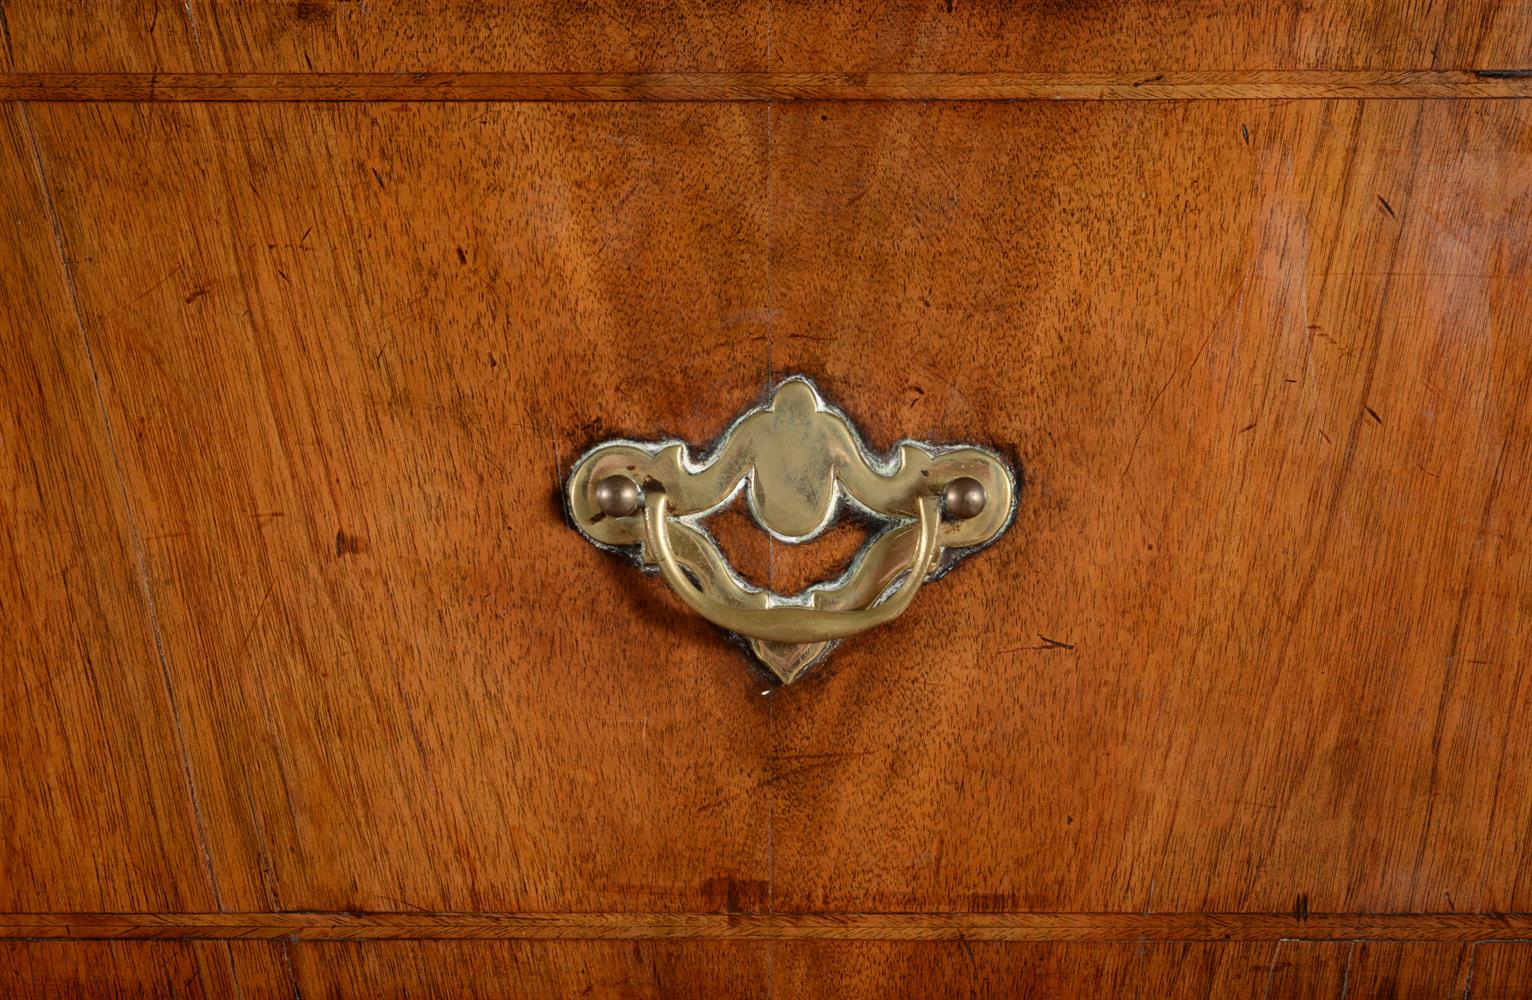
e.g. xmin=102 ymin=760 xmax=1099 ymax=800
xmin=565 ymin=377 xmax=1018 ymax=683
xmin=942 ymin=476 xmax=987 ymax=520
xmin=593 ymin=474 xmax=641 ymax=517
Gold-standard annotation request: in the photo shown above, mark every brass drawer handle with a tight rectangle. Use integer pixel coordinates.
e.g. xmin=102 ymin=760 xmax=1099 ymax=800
xmin=645 ymin=489 xmax=940 ymax=645
xmin=566 ymin=377 xmax=1017 ymax=683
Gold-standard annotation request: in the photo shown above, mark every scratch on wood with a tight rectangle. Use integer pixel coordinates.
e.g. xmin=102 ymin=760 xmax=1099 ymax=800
xmin=1338 ymin=940 xmax=1358 ymax=999
xmin=999 ymin=634 xmax=1076 ymax=653
xmin=237 ymin=582 xmax=276 ymax=654
xmin=1260 ymin=939 xmax=1286 ymax=1000
xmin=695 ymin=752 xmax=875 ymax=813
xmin=281 ymin=939 xmax=303 ymax=1000
xmin=1462 ymin=940 xmax=1481 ymax=999
xmin=179 ymin=0 xmax=205 ymax=60
xmin=222 ymin=940 xmax=243 ymax=1000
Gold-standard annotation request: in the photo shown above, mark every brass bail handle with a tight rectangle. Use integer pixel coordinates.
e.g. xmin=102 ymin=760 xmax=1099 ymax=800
xmin=566 ymin=376 xmax=1017 ymax=683
xmin=644 ymin=489 xmax=941 ymax=645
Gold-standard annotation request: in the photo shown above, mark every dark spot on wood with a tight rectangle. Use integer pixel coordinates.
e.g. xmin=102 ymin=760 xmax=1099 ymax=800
xmin=1132 ymin=74 xmax=1165 ymax=87
xmin=1240 ymin=123 xmax=1250 ymax=145
xmin=371 ymin=167 xmax=385 ymax=189
xmin=1239 ymin=421 xmax=1257 ymax=433
xmin=488 ymin=353 xmax=497 ymax=368
xmin=455 ymin=246 xmax=468 ymax=265
xmin=967 ymin=891 xmax=1019 ymax=912
xmin=1294 ymin=893 xmax=1310 ymax=921
xmin=1066 ymin=815 xmax=1074 ymax=825
xmin=1475 ymin=68 xmax=1532 ymax=78
xmin=334 ymin=530 xmax=366 ymax=557
xmin=1377 ymin=194 xmax=1396 ymax=219
xmin=698 ymin=876 xmax=770 ymax=914
xmin=183 ymin=285 xmax=210 ymax=304
xmin=1283 ymin=377 xmax=1297 ymax=383
xmin=293 ymin=1 xmax=331 ymax=24
xmin=1365 ymin=405 xmax=1382 ymax=424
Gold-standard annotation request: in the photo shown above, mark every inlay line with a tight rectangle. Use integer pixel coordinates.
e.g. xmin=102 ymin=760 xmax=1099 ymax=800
xmin=5 ymin=912 xmax=1531 ymax=942
xmin=1 ymin=70 xmax=1529 ymax=103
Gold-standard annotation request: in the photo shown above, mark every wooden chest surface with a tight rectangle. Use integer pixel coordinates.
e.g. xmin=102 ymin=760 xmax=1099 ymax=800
xmin=3 ymin=3 xmax=1532 ymax=995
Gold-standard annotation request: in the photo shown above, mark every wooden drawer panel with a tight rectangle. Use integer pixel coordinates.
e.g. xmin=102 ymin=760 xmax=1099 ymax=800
xmin=13 ymin=98 xmax=1530 ymax=918
xmin=4 ymin=4 xmax=1532 ymax=995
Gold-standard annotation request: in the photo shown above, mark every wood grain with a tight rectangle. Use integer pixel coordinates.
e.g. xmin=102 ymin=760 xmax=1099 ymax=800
xmin=214 ymin=940 xmax=1532 ymax=998
xmin=20 ymin=99 xmax=777 ymax=915
xmin=1344 ymin=941 xmax=1475 ymax=997
xmin=3 ymin=938 xmax=1525 ymax=996
xmin=0 ymin=939 xmax=768 ymax=999
xmin=4 ymin=70 xmax=1532 ymax=102
xmin=283 ymin=940 xmax=766 ymax=999
xmin=0 ymin=942 xmax=240 ymax=998
xmin=1471 ymin=942 xmax=1532 ymax=998
xmin=14 ymin=97 xmax=1532 ymax=921
xmin=771 ymin=941 xmax=1289 ymax=998
xmin=761 ymin=98 xmax=1532 ymax=916
xmin=0 ymin=0 xmax=769 ymax=75
xmin=3 ymin=0 xmax=1529 ymax=74
xmin=0 ymin=104 xmax=216 ymax=913
xmin=769 ymin=0 xmax=1532 ymax=75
